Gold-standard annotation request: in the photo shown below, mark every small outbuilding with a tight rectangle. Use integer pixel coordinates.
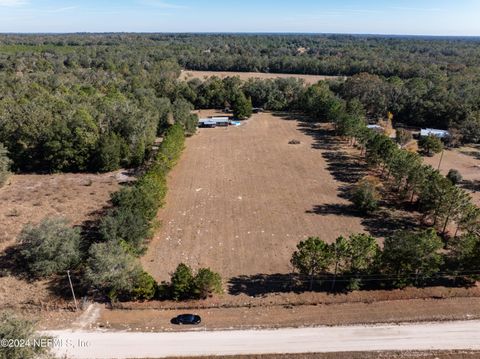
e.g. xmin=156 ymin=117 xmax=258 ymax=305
xmin=420 ymin=128 xmax=450 ymax=139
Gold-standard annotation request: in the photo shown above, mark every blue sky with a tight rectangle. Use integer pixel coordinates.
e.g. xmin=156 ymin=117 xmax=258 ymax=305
xmin=0 ymin=0 xmax=479 ymax=35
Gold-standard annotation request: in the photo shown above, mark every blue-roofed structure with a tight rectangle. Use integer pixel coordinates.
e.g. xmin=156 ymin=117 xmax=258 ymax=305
xmin=420 ymin=128 xmax=450 ymax=139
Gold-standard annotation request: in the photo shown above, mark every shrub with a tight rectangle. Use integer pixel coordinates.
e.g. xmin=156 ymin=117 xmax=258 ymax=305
xmin=85 ymin=241 xmax=143 ymax=301
xmin=395 ymin=128 xmax=413 ymax=147
xmin=130 ymin=271 xmax=157 ymax=301
xmin=0 ymin=311 xmax=51 ymax=359
xmin=170 ymin=263 xmax=194 ymax=300
xmin=17 ymin=217 xmax=81 ymax=278
xmin=0 ymin=143 xmax=11 ymax=187
xmin=350 ymin=177 xmax=380 ymax=214
xmin=447 ymin=169 xmax=463 ymax=185
xmin=192 ymin=268 xmax=223 ymax=299
xmin=99 ymin=208 xmax=152 ymax=256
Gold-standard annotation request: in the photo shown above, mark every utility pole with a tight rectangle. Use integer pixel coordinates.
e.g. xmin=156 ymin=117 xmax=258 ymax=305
xmin=437 ymin=149 xmax=445 ymax=171
xmin=67 ymin=270 xmax=78 ymax=312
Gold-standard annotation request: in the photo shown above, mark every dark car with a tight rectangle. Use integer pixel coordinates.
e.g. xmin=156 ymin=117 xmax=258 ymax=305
xmin=171 ymin=314 xmax=202 ymax=325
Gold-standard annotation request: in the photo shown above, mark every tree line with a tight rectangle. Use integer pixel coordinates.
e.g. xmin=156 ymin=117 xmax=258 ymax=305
xmin=291 ymin=228 xmax=479 ymax=292
xmin=15 ymin=123 xmax=222 ymax=302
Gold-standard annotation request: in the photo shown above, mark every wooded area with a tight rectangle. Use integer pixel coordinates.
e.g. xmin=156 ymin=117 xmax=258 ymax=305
xmin=1 ymin=33 xmax=480 ymax=302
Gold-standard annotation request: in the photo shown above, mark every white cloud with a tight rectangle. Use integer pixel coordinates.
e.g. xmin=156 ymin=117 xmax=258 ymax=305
xmin=138 ymin=0 xmax=187 ymax=9
xmin=46 ymin=6 xmax=79 ymax=13
xmin=0 ymin=0 xmax=28 ymax=7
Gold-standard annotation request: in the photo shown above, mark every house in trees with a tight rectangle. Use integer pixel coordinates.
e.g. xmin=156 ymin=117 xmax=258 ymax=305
xmin=420 ymin=128 xmax=450 ymax=140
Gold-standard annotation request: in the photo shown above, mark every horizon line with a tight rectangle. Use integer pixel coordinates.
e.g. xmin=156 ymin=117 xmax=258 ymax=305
xmin=0 ymin=31 xmax=480 ymax=38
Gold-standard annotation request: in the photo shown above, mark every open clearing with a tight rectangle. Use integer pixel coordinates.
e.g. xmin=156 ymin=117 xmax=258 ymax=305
xmin=423 ymin=147 xmax=480 ymax=206
xmin=142 ymin=111 xmax=365 ymax=281
xmin=180 ymin=70 xmax=341 ymax=85
xmin=0 ymin=172 xmax=120 ymax=327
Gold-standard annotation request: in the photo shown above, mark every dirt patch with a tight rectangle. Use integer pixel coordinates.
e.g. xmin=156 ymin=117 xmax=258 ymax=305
xmin=423 ymin=147 xmax=480 ymax=206
xmin=180 ymin=70 xmax=341 ymax=85
xmin=142 ymin=111 xmax=366 ymax=282
xmin=0 ymin=171 xmax=121 ymax=326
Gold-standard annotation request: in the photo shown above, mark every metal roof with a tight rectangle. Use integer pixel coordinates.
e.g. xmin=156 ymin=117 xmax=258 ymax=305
xmin=420 ymin=128 xmax=450 ymax=138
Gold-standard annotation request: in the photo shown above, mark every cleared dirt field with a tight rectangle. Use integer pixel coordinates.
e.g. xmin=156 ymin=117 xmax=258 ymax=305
xmin=0 ymin=172 xmax=121 ymax=327
xmin=180 ymin=70 xmax=341 ymax=85
xmin=142 ymin=111 xmax=365 ymax=281
xmin=423 ymin=147 xmax=480 ymax=206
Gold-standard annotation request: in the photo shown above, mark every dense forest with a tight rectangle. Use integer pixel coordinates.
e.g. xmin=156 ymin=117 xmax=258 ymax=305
xmin=0 ymin=33 xmax=480 ymax=173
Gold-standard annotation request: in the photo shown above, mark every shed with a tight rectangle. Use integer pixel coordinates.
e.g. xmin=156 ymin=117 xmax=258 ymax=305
xmin=420 ymin=128 xmax=450 ymax=139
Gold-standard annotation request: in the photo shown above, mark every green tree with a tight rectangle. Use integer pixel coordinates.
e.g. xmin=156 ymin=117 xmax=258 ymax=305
xmin=340 ymin=233 xmax=379 ymax=290
xmin=382 ymin=229 xmax=444 ymax=288
xmin=351 ymin=177 xmax=381 ymax=214
xmin=192 ymin=268 xmax=223 ymax=299
xmin=130 ymin=271 xmax=157 ymax=301
xmin=450 ymin=233 xmax=480 ymax=276
xmin=170 ymin=263 xmax=194 ymax=300
xmin=291 ymin=237 xmax=333 ymax=290
xmin=232 ymin=91 xmax=253 ymax=120
xmin=99 ymin=208 xmax=152 ymax=256
xmin=85 ymin=242 xmax=143 ymax=301
xmin=0 ymin=143 xmax=11 ymax=187
xmin=173 ymin=99 xmax=198 ymax=136
xmin=419 ymin=135 xmax=444 ymax=156
xmin=17 ymin=218 xmax=81 ymax=278
xmin=92 ymin=133 xmax=124 ymax=172
xmin=0 ymin=311 xmax=51 ymax=359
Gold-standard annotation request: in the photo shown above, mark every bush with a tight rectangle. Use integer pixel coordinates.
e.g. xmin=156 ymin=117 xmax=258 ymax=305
xmin=130 ymin=271 xmax=157 ymax=301
xmin=0 ymin=311 xmax=51 ymax=359
xmin=17 ymin=217 xmax=81 ymax=278
xmin=192 ymin=268 xmax=223 ymax=299
xmin=170 ymin=263 xmax=194 ymax=300
xmin=447 ymin=169 xmax=463 ymax=185
xmin=419 ymin=135 xmax=444 ymax=156
xmin=0 ymin=143 xmax=11 ymax=187
xmin=99 ymin=208 xmax=152 ymax=256
xmin=395 ymin=128 xmax=413 ymax=147
xmin=351 ymin=177 xmax=380 ymax=214
xmin=85 ymin=241 xmax=143 ymax=301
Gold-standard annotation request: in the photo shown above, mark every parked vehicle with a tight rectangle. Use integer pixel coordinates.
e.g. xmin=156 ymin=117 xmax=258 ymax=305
xmin=171 ymin=314 xmax=202 ymax=325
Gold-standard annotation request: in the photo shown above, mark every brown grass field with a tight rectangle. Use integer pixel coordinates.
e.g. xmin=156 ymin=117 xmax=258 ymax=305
xmin=180 ymin=70 xmax=341 ymax=85
xmin=423 ymin=147 xmax=480 ymax=206
xmin=142 ymin=111 xmax=366 ymax=281
xmin=0 ymin=172 xmax=120 ymax=327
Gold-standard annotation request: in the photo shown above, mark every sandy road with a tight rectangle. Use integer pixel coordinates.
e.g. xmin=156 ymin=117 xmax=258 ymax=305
xmin=47 ymin=320 xmax=480 ymax=359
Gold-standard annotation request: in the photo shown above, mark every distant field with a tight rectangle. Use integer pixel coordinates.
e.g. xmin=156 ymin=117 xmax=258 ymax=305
xmin=180 ymin=70 xmax=341 ymax=85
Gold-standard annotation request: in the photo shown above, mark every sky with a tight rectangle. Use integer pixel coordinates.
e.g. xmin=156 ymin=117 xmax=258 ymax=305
xmin=0 ymin=0 xmax=480 ymax=36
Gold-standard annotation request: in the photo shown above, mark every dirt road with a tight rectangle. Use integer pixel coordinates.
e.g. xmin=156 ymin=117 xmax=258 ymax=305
xmin=47 ymin=320 xmax=480 ymax=359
